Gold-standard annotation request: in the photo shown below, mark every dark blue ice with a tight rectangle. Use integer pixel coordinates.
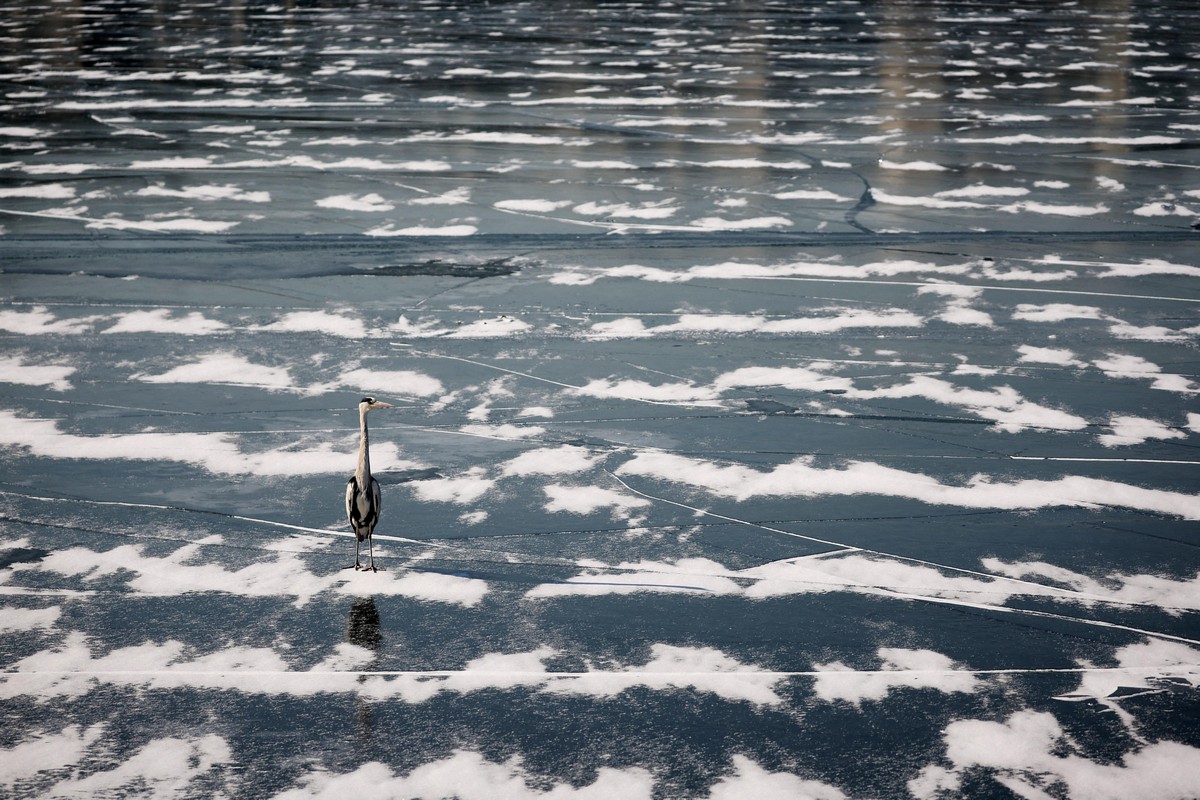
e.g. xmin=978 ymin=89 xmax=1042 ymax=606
xmin=1 ymin=1 xmax=1198 ymax=797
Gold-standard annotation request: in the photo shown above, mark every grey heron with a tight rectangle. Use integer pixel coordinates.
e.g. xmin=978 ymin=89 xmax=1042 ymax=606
xmin=346 ymin=396 xmax=392 ymax=571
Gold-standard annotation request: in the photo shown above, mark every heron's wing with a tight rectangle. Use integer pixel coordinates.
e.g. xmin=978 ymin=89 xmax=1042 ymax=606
xmin=345 ymin=477 xmax=356 ymax=525
xmin=370 ymin=477 xmax=382 ymax=518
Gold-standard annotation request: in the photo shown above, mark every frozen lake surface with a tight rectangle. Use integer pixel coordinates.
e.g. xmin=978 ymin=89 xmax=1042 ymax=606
xmin=2 ymin=1 xmax=1199 ymax=797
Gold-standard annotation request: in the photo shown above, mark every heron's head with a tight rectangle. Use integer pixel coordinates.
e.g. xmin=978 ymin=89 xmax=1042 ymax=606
xmin=359 ymin=396 xmax=394 ymax=413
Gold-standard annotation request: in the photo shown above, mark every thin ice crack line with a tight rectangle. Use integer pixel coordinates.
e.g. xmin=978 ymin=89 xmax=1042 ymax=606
xmin=890 ymin=591 xmax=1200 ymax=647
xmin=394 ymin=346 xmax=711 ymax=409
xmin=4 ymin=665 xmax=1194 ymax=679
xmin=0 ymin=502 xmax=847 ymax=588
xmin=0 ymin=207 xmax=231 ymax=234
xmin=3 ymin=299 xmax=320 ymax=311
xmin=0 ymin=507 xmax=1180 ymax=613
xmin=408 ymin=414 xmax=1196 ymax=462
xmin=13 ymin=405 xmax=1198 ymax=453
xmin=0 ymin=489 xmax=442 ymax=550
xmin=0 ymin=489 xmax=594 ymax=570
xmin=1011 ymin=456 xmax=1200 ymax=466
xmin=2 ymin=455 xmax=1190 ymax=614
xmin=1004 ymin=255 xmax=1200 ymax=271
xmin=602 ymin=470 xmax=858 ymax=551
xmin=1 ymin=487 xmax=1073 ymax=589
xmin=389 ymin=347 xmax=1179 ymax=434
xmin=751 ymin=275 xmax=1200 ymax=304
xmin=0 ymin=588 xmax=96 ymax=597
xmin=30 ymin=397 xmax=205 ymax=417
xmin=605 ymin=470 xmax=1063 ymax=595
xmin=603 ymin=471 xmax=1198 ymax=619
xmin=4 ymin=488 xmax=1197 ymax=629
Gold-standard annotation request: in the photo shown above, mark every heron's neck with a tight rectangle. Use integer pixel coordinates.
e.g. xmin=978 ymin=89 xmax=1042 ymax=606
xmin=356 ymin=409 xmax=371 ymax=481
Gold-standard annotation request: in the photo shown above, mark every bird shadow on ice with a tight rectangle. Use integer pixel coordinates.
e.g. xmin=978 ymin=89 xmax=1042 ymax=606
xmin=348 ymin=596 xmax=382 ymax=743
xmin=347 ymin=597 xmax=382 ymax=661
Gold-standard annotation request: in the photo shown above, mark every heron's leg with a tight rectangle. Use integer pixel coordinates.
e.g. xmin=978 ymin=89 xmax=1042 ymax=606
xmin=354 ymin=537 xmax=362 ymax=570
xmin=368 ymin=534 xmax=377 ymax=572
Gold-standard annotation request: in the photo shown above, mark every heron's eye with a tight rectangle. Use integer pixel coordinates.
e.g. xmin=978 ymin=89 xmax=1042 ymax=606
xmin=361 ymin=396 xmax=374 ymax=404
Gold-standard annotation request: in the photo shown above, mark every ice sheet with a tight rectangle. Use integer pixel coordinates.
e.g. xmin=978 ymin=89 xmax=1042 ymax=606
xmin=2 ymin=1 xmax=1199 ymax=798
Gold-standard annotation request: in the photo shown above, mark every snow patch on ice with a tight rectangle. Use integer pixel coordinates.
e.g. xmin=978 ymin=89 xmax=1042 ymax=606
xmin=713 ymin=365 xmax=853 ymax=394
xmin=811 ymin=648 xmax=979 ymax=706
xmin=919 ymin=285 xmax=994 ymax=327
xmin=315 ymin=193 xmax=395 ymax=212
xmin=135 ymin=352 xmax=295 ymax=391
xmin=588 ymin=309 xmax=923 ymax=338
xmin=616 ymin=452 xmax=1200 ymax=518
xmin=860 ymin=375 xmax=1083 ymax=432
xmin=687 ymin=215 xmax=792 ymax=231
xmin=0 ymin=127 xmax=53 ymax=138
xmin=273 ymin=750 xmax=654 ymax=800
xmin=1094 ymin=353 xmax=1199 ymax=394
xmin=569 ymin=159 xmax=640 ymax=169
xmin=1013 ymin=303 xmax=1104 ymax=322
xmin=365 ymin=223 xmax=478 ymax=237
xmin=333 ymin=569 xmax=490 ymax=607
xmin=574 ymin=377 xmax=719 ymax=404
xmin=494 ymin=198 xmax=572 ymax=212
xmin=0 ymin=724 xmax=106 ymax=791
xmin=253 ymin=310 xmax=367 ymax=338
xmin=983 ymin=559 xmax=1200 ymax=612
xmin=1134 ymin=201 xmax=1197 ymax=218
xmin=0 ymin=183 xmax=76 ymax=199
xmin=0 ymin=307 xmax=96 ymax=336
xmin=871 ymin=190 xmax=986 ymax=210
xmin=999 ymin=200 xmax=1109 ymax=216
xmin=1099 ymin=415 xmax=1187 ymax=447
xmin=410 ymin=468 xmax=495 ymax=504
xmin=0 ymin=355 xmax=76 ymax=391
xmin=542 ymin=484 xmax=652 ymax=516
xmin=321 ymin=368 xmax=445 ymax=397
xmin=527 ymin=558 xmax=740 ymax=598
xmin=407 ymin=187 xmax=471 ymax=205
xmin=958 ymin=134 xmax=1181 ymax=146
xmin=135 ymin=183 xmax=270 ymax=203
xmin=573 ymin=200 xmax=679 ymax=220
xmin=941 ymin=710 xmax=1200 ymax=800
xmin=104 ymin=309 xmax=228 ymax=335
xmin=1016 ymin=345 xmax=1085 ymax=367
xmin=1 ymin=726 xmax=229 ymax=798
xmin=544 ymin=644 xmax=786 ymax=706
xmin=13 ymin=539 xmax=481 ymax=609
xmin=879 ymin=159 xmax=947 ymax=171
xmin=1094 ymin=258 xmax=1200 ymax=279
xmin=501 ymin=445 xmax=601 ymax=476
xmin=702 ymin=756 xmax=848 ymax=800
xmin=445 ymin=316 xmax=532 ymax=338
xmin=86 ymin=216 xmax=240 ymax=233
xmin=550 ymin=258 xmax=970 ymax=286
xmin=458 ymin=423 xmax=546 ymax=440
xmin=1065 ymin=640 xmax=1200 ymax=702
xmin=0 ymin=605 xmax=61 ymax=632
xmin=935 ymin=184 xmax=1028 ymax=199
xmin=0 ymin=409 xmax=410 ymax=476
xmin=772 ymin=188 xmax=852 ymax=202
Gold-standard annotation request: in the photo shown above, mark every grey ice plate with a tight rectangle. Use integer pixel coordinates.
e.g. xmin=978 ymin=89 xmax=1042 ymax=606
xmin=1 ymin=1 xmax=1198 ymax=798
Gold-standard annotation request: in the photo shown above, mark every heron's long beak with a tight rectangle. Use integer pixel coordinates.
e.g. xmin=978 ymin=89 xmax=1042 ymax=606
xmin=374 ymin=401 xmax=394 ymax=408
